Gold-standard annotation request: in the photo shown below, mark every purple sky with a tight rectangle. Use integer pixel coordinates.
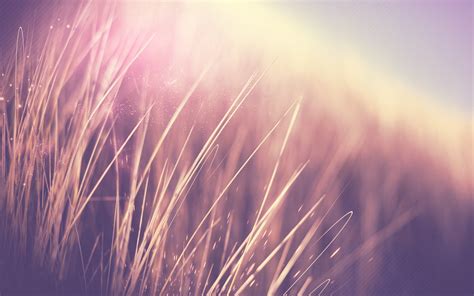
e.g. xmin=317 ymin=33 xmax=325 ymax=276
xmin=286 ymin=1 xmax=472 ymax=114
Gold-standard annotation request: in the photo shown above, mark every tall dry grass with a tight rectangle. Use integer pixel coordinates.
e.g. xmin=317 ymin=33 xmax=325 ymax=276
xmin=0 ymin=2 xmax=472 ymax=295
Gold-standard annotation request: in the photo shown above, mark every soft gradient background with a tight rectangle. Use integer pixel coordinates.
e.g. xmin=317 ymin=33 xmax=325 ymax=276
xmin=284 ymin=1 xmax=473 ymax=115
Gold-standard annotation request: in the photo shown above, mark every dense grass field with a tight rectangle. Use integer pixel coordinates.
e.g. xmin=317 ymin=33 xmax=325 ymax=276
xmin=0 ymin=2 xmax=472 ymax=295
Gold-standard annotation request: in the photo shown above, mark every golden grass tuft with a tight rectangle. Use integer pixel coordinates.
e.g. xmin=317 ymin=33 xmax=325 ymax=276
xmin=0 ymin=2 xmax=471 ymax=295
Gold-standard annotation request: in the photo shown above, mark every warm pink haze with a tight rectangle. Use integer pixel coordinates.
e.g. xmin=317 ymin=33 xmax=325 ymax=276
xmin=0 ymin=1 xmax=472 ymax=295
